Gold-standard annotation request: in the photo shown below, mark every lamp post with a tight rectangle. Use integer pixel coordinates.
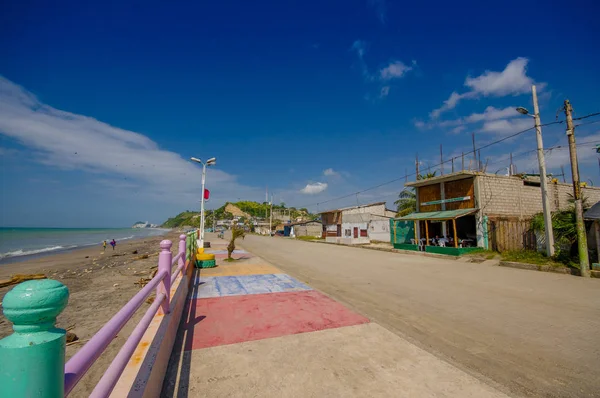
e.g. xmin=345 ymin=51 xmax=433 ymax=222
xmin=516 ymin=85 xmax=555 ymax=256
xmin=190 ymin=156 xmax=216 ymax=248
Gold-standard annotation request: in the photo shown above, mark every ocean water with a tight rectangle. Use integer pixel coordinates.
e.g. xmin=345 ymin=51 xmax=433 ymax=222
xmin=0 ymin=227 xmax=170 ymax=264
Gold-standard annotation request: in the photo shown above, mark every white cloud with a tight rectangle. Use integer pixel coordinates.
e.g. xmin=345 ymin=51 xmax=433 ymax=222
xmin=430 ymin=58 xmax=543 ymax=118
xmin=351 ymin=40 xmax=367 ymax=59
xmin=379 ymin=61 xmax=413 ymax=81
xmin=300 ymin=182 xmax=328 ymax=194
xmin=465 ymin=106 xmax=519 ymax=123
xmin=0 ymin=76 xmax=261 ymax=205
xmin=323 ymin=168 xmax=339 ymax=177
xmin=351 ymin=41 xmax=415 ymax=99
xmin=414 ymin=120 xmax=426 ymax=129
xmin=430 ymin=92 xmax=474 ymax=118
xmin=479 ymin=118 xmax=533 ymax=135
xmin=450 ymin=125 xmax=466 ymax=134
xmin=465 ymin=57 xmax=535 ymax=97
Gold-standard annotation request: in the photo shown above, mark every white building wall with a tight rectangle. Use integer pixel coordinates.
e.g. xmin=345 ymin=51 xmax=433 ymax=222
xmin=368 ymin=220 xmax=391 ymax=242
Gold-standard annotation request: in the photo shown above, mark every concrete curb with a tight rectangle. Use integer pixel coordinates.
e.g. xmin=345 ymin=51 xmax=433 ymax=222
xmin=498 ymin=261 xmax=572 ymax=274
xmin=305 ymin=239 xmax=460 ymax=261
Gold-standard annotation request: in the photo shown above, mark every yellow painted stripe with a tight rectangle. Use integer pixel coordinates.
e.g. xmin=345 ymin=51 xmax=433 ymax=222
xmin=199 ymin=263 xmax=281 ymax=277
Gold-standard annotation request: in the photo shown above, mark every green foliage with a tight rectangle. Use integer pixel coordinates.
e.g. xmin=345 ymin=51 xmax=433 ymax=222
xmin=417 ymin=171 xmax=437 ymax=180
xmin=227 ymin=226 xmax=246 ymax=259
xmin=394 ymin=188 xmax=416 ymax=217
xmin=161 ymin=211 xmax=199 ymax=228
xmin=162 ymin=201 xmax=317 ymax=228
xmin=501 ymin=250 xmax=568 ymax=268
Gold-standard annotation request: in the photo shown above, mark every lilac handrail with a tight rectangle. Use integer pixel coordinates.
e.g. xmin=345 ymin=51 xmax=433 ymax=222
xmin=171 ymin=234 xmax=188 ymax=282
xmin=64 ymin=269 xmax=168 ymax=395
xmin=64 ymin=235 xmax=188 ymax=396
xmin=89 ymin=292 xmax=166 ymax=397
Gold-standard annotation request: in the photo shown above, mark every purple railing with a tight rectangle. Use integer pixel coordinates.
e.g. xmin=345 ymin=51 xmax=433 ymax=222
xmin=64 ymin=234 xmax=189 ymax=397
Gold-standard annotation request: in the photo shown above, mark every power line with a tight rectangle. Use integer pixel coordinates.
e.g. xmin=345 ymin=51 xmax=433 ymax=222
xmin=297 ymin=112 xmax=600 ymax=211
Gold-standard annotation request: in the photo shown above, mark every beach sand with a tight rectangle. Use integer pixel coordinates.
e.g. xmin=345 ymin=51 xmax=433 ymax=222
xmin=0 ymin=229 xmax=191 ymax=397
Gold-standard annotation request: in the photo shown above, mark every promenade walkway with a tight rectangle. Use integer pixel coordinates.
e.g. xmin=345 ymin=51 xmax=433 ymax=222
xmin=161 ymin=239 xmax=508 ymax=397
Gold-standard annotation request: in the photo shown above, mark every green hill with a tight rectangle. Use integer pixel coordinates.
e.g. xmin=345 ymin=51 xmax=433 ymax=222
xmin=161 ymin=201 xmax=315 ymax=228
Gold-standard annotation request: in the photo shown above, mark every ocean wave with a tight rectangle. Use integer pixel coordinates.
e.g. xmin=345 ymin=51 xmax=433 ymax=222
xmin=0 ymin=246 xmax=67 ymax=259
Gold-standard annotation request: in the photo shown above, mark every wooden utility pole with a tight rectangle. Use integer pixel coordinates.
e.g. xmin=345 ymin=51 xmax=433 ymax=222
xmin=530 ymin=85 xmax=555 ymax=257
xmin=564 ymin=99 xmax=590 ymax=277
xmin=461 ymin=152 xmax=465 ymax=171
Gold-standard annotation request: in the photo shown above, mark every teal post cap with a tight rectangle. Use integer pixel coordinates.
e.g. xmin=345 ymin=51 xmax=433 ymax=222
xmin=0 ymin=280 xmax=69 ymax=397
xmin=2 ymin=279 xmax=69 ymax=333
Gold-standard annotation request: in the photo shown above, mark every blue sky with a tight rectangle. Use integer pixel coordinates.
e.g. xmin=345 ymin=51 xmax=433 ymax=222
xmin=1 ymin=0 xmax=600 ymax=227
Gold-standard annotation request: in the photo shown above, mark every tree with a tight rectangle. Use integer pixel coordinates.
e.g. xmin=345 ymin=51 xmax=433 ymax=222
xmin=417 ymin=171 xmax=437 ymax=180
xmin=394 ymin=189 xmax=417 ymax=217
xmin=227 ymin=226 xmax=246 ymax=260
xmin=531 ymin=193 xmax=591 ymax=259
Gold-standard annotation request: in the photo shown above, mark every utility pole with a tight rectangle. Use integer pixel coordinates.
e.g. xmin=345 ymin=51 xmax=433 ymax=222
xmin=564 ymin=99 xmax=590 ymax=277
xmin=532 ymin=85 xmax=555 ymax=257
xmin=269 ymin=194 xmax=273 ymax=237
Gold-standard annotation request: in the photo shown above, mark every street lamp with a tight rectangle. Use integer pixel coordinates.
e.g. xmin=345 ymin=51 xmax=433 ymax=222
xmin=190 ymin=156 xmax=217 ymax=248
xmin=516 ymin=85 xmax=555 ymax=257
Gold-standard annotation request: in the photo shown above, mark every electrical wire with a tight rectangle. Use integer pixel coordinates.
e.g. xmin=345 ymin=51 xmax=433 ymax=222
xmin=295 ymin=112 xmax=600 ymax=211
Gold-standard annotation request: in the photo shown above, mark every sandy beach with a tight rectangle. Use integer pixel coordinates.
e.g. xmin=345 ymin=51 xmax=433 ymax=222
xmin=0 ymin=229 xmax=192 ymax=397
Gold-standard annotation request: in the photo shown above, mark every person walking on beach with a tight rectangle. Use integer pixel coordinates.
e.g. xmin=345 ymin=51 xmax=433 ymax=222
xmin=103 ymin=240 xmax=107 ymax=251
xmin=110 ymin=239 xmax=116 ymax=251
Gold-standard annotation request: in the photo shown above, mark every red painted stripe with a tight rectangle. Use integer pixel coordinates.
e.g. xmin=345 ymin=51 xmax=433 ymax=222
xmin=181 ymin=290 xmax=369 ymax=350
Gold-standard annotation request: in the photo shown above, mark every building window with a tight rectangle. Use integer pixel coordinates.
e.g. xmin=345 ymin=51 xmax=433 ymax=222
xmin=360 ymin=229 xmax=368 ymax=237
xmin=345 ymin=229 xmax=351 ymax=237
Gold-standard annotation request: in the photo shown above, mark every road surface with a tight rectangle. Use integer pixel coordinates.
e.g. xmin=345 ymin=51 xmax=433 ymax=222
xmin=240 ymin=235 xmax=600 ymax=398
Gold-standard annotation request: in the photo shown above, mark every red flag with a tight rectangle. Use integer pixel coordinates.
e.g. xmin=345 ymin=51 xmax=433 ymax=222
xmin=204 ymin=189 xmax=210 ymax=200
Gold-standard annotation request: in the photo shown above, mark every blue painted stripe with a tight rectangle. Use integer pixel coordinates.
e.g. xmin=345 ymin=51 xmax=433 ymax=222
xmin=191 ymin=274 xmax=312 ymax=298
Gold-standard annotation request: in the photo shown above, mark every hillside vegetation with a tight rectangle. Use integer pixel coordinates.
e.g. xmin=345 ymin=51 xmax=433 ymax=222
xmin=161 ymin=201 xmax=316 ymax=228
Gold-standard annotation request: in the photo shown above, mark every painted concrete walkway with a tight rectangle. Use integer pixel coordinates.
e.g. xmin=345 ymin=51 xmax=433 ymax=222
xmin=162 ymin=239 xmax=509 ymax=397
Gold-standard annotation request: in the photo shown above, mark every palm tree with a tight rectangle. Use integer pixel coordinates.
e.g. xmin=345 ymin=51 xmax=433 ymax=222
xmin=393 ymin=171 xmax=438 ymax=217
xmin=395 ymin=189 xmax=416 ymax=217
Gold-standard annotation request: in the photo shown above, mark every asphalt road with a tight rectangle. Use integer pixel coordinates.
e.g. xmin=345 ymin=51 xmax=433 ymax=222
xmin=239 ymin=235 xmax=600 ymax=398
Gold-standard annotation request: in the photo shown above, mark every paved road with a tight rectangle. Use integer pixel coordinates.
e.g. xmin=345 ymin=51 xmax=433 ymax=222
xmin=240 ymin=235 xmax=600 ymax=398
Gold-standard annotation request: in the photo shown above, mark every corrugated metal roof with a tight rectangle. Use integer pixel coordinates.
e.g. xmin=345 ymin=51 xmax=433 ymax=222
xmin=395 ymin=208 xmax=478 ymax=221
xmin=584 ymin=201 xmax=600 ymax=220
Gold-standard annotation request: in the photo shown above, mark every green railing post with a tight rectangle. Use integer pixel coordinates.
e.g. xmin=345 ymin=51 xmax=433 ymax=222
xmin=0 ymin=279 xmax=69 ymax=398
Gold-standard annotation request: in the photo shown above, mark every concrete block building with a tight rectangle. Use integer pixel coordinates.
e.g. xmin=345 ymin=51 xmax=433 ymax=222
xmin=393 ymin=171 xmax=600 ymax=253
xmin=290 ymin=220 xmax=322 ymax=238
xmin=320 ymin=202 xmax=396 ymax=244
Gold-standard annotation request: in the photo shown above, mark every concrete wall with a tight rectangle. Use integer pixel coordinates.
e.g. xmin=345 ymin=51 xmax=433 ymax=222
xmin=326 ymin=236 xmax=370 ymax=245
xmin=111 ymin=261 xmax=192 ymax=397
xmin=343 ymin=203 xmax=387 ymax=216
xmin=293 ymin=222 xmax=322 ymax=237
xmin=477 ymin=174 xmax=600 ymax=219
xmin=368 ymin=219 xmax=391 ymax=242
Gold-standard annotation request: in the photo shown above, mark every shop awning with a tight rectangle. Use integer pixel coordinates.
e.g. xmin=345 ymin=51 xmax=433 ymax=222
xmin=395 ymin=208 xmax=478 ymax=221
